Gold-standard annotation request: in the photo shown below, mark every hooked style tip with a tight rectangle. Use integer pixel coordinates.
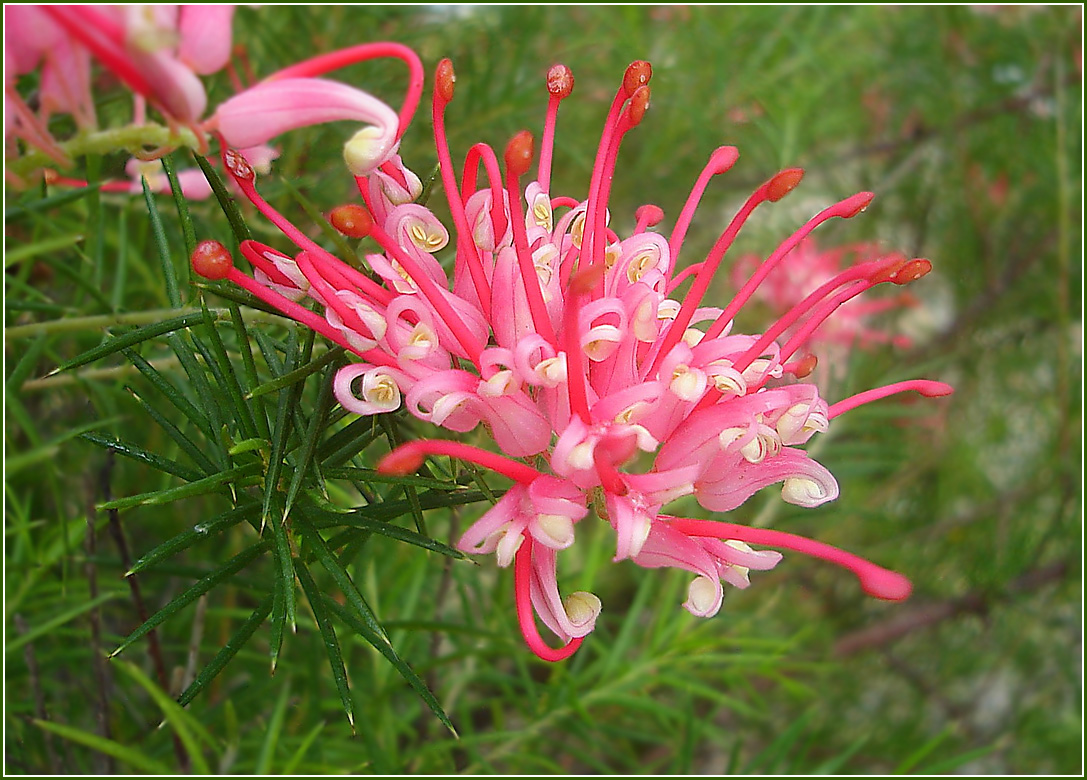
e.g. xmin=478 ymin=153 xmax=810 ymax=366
xmin=627 ymin=85 xmax=651 ymax=126
xmin=505 ymin=130 xmax=535 ymax=178
xmin=329 ymin=204 xmax=373 ymax=238
xmin=766 ymin=168 xmax=804 ymax=202
xmin=191 ymin=239 xmax=234 ymax=280
xmin=623 ymin=60 xmax=653 ymax=97
xmin=546 ymin=63 xmax=575 ymax=99
xmin=223 ymin=148 xmax=255 ymax=183
xmin=377 ymin=447 xmax=425 ymax=476
xmin=435 ymin=58 xmax=456 ymax=105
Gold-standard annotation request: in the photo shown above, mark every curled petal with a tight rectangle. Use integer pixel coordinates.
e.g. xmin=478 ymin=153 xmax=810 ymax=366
xmin=215 ymin=77 xmax=399 ymax=174
xmin=333 ymin=364 xmax=406 ymax=415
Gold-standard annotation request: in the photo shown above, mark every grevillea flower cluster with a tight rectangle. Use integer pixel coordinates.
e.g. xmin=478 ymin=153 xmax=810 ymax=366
xmin=191 ymin=45 xmax=953 ymax=661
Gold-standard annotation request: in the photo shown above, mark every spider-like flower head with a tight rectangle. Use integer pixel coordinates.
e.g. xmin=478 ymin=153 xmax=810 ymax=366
xmin=195 ymin=49 xmax=952 ymax=661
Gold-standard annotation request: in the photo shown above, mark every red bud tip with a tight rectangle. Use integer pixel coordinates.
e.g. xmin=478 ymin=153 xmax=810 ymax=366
xmin=191 ymin=240 xmax=234 ymax=280
xmin=329 ymin=204 xmax=373 ymax=238
xmin=709 ymin=146 xmax=740 ymax=175
xmin=635 ymin=204 xmax=664 ymax=226
xmin=794 ymin=353 xmax=818 ymax=379
xmin=505 ymin=130 xmax=535 ymax=178
xmin=377 ymin=448 xmax=425 ymax=476
xmin=546 ymin=64 xmax=574 ymax=99
xmin=623 ymin=60 xmax=652 ymax=97
xmin=892 ymin=258 xmax=932 ymax=284
xmin=766 ymin=168 xmax=804 ymax=202
xmin=570 ymin=262 xmax=606 ymax=294
xmin=435 ymin=58 xmax=456 ymax=104
xmin=223 ymin=149 xmax=254 ymax=182
xmin=627 ymin=85 xmax=650 ymax=126
xmin=841 ymin=191 xmax=875 ymax=218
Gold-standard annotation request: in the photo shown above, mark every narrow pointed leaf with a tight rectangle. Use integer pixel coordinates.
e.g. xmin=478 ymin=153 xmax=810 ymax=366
xmin=97 ymin=463 xmax=261 ymax=511
xmin=126 ymin=504 xmax=259 ymax=576
xmin=141 ymin=175 xmax=182 ymax=308
xmin=50 ymin=313 xmax=206 ymax=374
xmin=160 ymin=152 xmax=197 ymax=258
xmin=323 ymin=596 xmax=456 ymax=735
xmin=177 ymin=595 xmax=273 ymax=708
xmin=111 ymin=540 xmax=268 ymax=658
xmin=294 ymin=561 xmax=356 ymax=733
xmin=193 ymin=151 xmax=252 ymax=242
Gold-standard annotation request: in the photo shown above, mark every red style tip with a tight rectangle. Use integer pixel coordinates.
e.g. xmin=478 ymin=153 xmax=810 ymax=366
xmin=794 ymin=353 xmax=818 ymax=379
xmin=546 ymin=64 xmax=575 ymax=99
xmin=623 ymin=60 xmax=653 ymax=97
xmin=223 ymin=149 xmax=254 ymax=182
xmin=766 ymin=168 xmax=804 ymax=202
xmin=635 ymin=204 xmax=664 ymax=226
xmin=627 ymin=85 xmax=651 ymax=126
xmin=329 ymin=204 xmax=373 ymax=238
xmin=505 ymin=130 xmax=535 ymax=178
xmin=377 ymin=448 xmax=425 ymax=476
xmin=917 ymin=380 xmax=954 ymax=398
xmin=191 ymin=240 xmax=234 ymax=280
xmin=436 ymin=58 xmax=456 ymax=104
xmin=860 ymin=568 xmax=913 ymax=601
xmin=891 ymin=258 xmax=932 ymax=284
xmin=840 ymin=191 xmax=875 ymax=218
xmin=709 ymin=146 xmax=740 ymax=174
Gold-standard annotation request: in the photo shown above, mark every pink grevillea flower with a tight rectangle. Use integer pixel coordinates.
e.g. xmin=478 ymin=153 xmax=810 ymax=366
xmin=192 ymin=53 xmax=953 ymax=662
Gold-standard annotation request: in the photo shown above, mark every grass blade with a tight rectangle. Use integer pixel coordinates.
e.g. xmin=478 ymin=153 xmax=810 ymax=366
xmin=115 ymin=661 xmax=213 ymax=774
xmin=31 ymin=720 xmax=171 ymax=774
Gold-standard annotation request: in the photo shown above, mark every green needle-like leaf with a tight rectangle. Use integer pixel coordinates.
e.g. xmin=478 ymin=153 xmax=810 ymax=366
xmin=110 ymin=539 xmax=269 ymax=659
xmin=49 ymin=313 xmax=207 ymax=374
xmin=141 ymin=175 xmax=182 ymax=308
xmin=160 ymin=152 xmax=197 ymax=259
xmin=126 ymin=504 xmax=259 ymax=576
xmin=176 ymin=594 xmax=273 ymax=708
xmin=294 ymin=560 xmax=356 ymax=734
xmin=97 ymin=463 xmax=261 ymax=511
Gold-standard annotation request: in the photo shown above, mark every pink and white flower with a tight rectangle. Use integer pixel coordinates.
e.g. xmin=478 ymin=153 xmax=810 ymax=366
xmin=192 ymin=52 xmax=953 ymax=662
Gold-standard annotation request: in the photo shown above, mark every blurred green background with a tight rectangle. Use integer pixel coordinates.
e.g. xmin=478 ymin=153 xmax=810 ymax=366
xmin=5 ymin=6 xmax=1082 ymax=774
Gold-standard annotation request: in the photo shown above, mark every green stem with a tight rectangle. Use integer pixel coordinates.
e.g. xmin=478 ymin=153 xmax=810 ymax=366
xmin=7 ymin=123 xmax=202 ymax=180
